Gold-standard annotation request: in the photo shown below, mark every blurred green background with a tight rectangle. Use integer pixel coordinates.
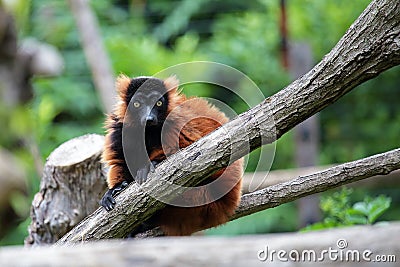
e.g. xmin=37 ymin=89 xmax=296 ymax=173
xmin=0 ymin=0 xmax=399 ymax=245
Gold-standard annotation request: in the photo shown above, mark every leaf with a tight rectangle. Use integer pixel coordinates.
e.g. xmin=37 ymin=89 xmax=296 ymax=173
xmin=366 ymin=195 xmax=391 ymax=223
xmin=350 ymin=195 xmax=391 ymax=224
xmin=345 ymin=213 xmax=368 ymax=225
xmin=351 ymin=202 xmax=369 ymax=216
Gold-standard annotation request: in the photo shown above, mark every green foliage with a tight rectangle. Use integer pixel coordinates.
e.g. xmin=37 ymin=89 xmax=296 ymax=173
xmin=30 ymin=0 xmax=79 ymax=48
xmin=319 ymin=66 xmax=400 ymax=164
xmin=288 ymin=0 xmax=371 ymax=59
xmin=0 ymin=218 xmax=31 ymax=246
xmin=1 ymin=0 xmax=31 ymax=34
xmin=350 ymin=195 xmax=392 ymax=225
xmin=204 ymin=10 xmax=290 ymax=96
xmin=153 ymin=0 xmax=210 ymax=43
xmin=303 ymin=188 xmax=392 ymax=231
xmin=32 ymin=76 xmax=104 ymax=157
xmin=105 ymin=34 xmax=206 ymax=77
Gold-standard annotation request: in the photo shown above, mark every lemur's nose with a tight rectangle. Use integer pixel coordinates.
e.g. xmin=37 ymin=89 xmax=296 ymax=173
xmin=146 ymin=114 xmax=157 ymax=126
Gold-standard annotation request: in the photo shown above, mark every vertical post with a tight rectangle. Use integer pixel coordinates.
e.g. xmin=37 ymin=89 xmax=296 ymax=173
xmin=279 ymin=0 xmax=289 ymax=70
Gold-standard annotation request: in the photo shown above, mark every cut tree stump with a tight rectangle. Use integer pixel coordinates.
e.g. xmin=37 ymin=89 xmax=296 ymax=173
xmin=25 ymin=134 xmax=107 ymax=246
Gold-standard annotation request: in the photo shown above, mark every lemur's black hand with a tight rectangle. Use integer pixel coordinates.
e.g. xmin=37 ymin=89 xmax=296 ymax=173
xmin=100 ymin=181 xmax=129 ymax=211
xmin=100 ymin=190 xmax=115 ymax=211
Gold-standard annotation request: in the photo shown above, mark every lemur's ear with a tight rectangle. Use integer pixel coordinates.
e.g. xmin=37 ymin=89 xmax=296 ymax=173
xmin=164 ymin=75 xmax=186 ymax=113
xmin=115 ymin=74 xmax=131 ymax=100
xmin=113 ymin=74 xmax=131 ymax=119
xmin=164 ymin=75 xmax=179 ymax=93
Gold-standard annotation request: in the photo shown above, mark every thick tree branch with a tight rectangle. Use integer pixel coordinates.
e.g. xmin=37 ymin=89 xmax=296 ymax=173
xmin=57 ymin=0 xmax=400 ymax=244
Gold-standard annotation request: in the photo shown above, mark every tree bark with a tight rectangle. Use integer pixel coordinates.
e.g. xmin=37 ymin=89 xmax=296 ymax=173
xmin=4 ymin=223 xmax=400 ymax=266
xmin=54 ymin=0 xmax=400 ymax=244
xmin=25 ymin=134 xmax=107 ymax=246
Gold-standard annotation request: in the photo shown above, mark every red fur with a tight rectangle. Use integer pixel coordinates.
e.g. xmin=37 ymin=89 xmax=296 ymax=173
xmin=103 ymin=74 xmax=243 ymax=235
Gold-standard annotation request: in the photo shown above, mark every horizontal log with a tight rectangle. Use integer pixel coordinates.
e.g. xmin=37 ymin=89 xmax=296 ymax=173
xmin=2 ymin=223 xmax=399 ymax=266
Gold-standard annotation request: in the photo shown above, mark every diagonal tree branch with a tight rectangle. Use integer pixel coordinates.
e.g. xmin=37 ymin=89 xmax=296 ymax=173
xmin=57 ymin=0 xmax=400 ymax=244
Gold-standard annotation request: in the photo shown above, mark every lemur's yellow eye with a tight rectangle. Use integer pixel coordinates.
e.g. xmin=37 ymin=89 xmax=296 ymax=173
xmin=133 ymin=102 xmax=140 ymax=108
xmin=156 ymin=100 xmax=163 ymax=107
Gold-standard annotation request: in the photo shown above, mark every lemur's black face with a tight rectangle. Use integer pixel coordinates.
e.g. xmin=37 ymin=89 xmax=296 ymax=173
xmin=126 ymin=77 xmax=169 ymax=127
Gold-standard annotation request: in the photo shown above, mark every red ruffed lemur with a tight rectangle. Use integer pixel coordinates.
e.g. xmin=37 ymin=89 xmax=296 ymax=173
xmin=100 ymin=75 xmax=243 ymax=236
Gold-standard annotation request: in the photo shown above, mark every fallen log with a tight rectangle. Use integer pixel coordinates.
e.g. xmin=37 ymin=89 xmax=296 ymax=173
xmin=3 ymin=223 xmax=399 ymax=267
